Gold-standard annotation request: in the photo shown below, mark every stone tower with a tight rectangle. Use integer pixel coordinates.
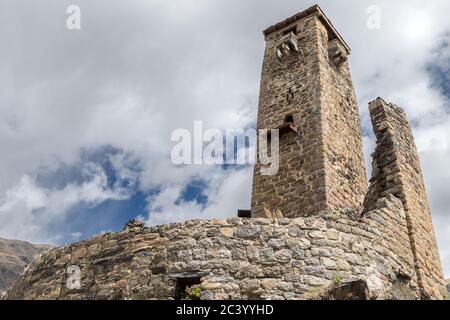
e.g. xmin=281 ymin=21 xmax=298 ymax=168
xmin=251 ymin=5 xmax=368 ymax=218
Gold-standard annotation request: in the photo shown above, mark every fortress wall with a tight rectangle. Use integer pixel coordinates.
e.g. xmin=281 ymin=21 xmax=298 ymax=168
xmin=7 ymin=196 xmax=419 ymax=300
xmin=364 ymin=98 xmax=446 ymax=298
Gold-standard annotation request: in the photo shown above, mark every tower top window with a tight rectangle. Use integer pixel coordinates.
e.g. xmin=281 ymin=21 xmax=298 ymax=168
xmin=284 ymin=114 xmax=294 ymax=124
xmin=275 ymin=32 xmax=299 ymax=58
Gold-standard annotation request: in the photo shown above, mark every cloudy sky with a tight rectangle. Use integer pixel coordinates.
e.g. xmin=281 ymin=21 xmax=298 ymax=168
xmin=0 ymin=0 xmax=449 ymax=276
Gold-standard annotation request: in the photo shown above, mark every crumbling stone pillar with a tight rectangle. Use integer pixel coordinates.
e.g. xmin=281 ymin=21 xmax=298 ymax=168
xmin=364 ymin=97 xmax=446 ymax=299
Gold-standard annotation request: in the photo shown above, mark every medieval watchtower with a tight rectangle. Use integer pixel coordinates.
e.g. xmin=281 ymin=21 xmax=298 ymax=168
xmin=251 ymin=5 xmax=368 ymax=218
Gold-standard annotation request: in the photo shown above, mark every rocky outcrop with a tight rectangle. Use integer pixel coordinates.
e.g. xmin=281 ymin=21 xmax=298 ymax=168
xmin=123 ymin=219 xmax=146 ymax=232
xmin=0 ymin=238 xmax=51 ymax=292
xmin=446 ymin=279 xmax=450 ymax=295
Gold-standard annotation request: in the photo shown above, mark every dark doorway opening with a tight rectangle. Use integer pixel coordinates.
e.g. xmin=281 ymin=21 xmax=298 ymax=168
xmin=174 ymin=276 xmax=202 ymax=300
xmin=238 ymin=209 xmax=251 ymax=218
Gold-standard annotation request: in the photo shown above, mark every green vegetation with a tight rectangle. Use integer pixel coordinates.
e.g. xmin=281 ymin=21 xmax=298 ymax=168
xmin=160 ymin=226 xmax=168 ymax=235
xmin=182 ymin=287 xmax=201 ymax=300
xmin=332 ymin=274 xmax=343 ymax=286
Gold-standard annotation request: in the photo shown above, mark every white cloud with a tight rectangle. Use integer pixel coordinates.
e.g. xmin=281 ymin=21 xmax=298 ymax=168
xmin=146 ymin=167 xmax=252 ymax=226
xmin=70 ymin=232 xmax=83 ymax=241
xmin=0 ymin=163 xmax=129 ymax=242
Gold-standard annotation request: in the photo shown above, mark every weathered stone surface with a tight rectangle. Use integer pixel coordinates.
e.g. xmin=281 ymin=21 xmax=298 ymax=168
xmin=123 ymin=219 xmax=146 ymax=232
xmin=3 ymin=199 xmax=435 ymax=300
xmin=219 ymin=228 xmax=234 ymax=238
xmin=236 ymin=226 xmax=261 ymax=239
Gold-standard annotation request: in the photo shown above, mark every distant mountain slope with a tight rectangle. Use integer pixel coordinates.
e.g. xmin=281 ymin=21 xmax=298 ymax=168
xmin=0 ymin=238 xmax=52 ymax=292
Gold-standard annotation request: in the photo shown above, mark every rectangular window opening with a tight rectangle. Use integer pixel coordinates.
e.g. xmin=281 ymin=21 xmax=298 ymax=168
xmin=174 ymin=277 xmax=202 ymax=300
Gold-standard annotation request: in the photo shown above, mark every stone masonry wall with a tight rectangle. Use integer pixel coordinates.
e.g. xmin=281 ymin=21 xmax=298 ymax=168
xmin=6 ymin=195 xmax=422 ymax=300
xmin=251 ymin=6 xmax=367 ymax=219
xmin=363 ymin=98 xmax=446 ymax=299
xmin=317 ymin=25 xmax=368 ymax=213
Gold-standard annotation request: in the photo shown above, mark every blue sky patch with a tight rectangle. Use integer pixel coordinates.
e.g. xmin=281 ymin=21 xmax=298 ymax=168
xmin=427 ymin=36 xmax=450 ymax=101
xmin=176 ymin=179 xmax=208 ymax=206
xmin=53 ymin=191 xmax=148 ymax=244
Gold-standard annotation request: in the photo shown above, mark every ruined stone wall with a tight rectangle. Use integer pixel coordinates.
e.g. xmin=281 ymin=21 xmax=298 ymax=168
xmin=251 ymin=7 xmax=367 ymax=219
xmin=363 ymin=98 xmax=446 ymax=298
xmin=6 ymin=196 xmax=423 ymax=300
